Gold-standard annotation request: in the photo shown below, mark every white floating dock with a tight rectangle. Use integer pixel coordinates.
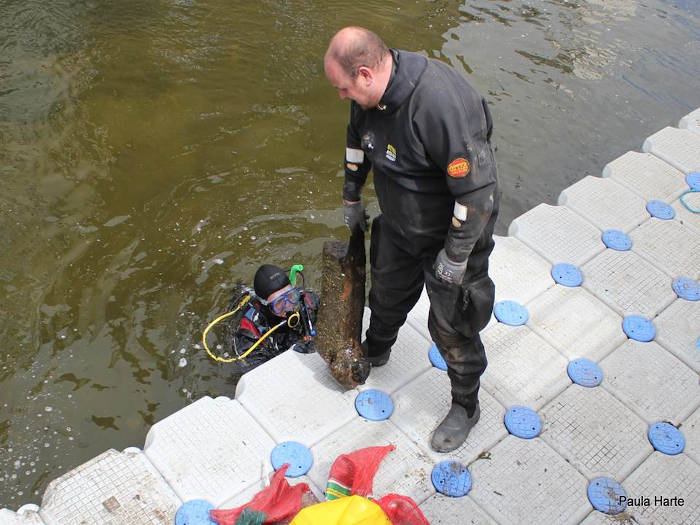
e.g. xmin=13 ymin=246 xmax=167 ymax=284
xmin=3 ymin=111 xmax=699 ymax=524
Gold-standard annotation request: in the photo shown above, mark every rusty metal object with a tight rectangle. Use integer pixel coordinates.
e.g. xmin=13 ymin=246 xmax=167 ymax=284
xmin=314 ymin=226 xmax=370 ymax=388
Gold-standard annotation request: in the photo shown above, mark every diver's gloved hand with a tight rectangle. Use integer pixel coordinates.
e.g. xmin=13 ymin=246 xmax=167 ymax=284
xmin=343 ymin=200 xmax=368 ymax=231
xmin=290 ymin=341 xmax=315 ymax=354
xmin=434 ymin=248 xmax=467 ymax=285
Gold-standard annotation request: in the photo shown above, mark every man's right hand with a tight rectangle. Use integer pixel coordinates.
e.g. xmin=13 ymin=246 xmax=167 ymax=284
xmin=343 ymin=200 xmax=368 ymax=231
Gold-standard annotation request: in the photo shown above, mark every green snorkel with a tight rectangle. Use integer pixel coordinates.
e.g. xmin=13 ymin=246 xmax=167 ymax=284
xmin=290 ymin=264 xmax=304 ymax=286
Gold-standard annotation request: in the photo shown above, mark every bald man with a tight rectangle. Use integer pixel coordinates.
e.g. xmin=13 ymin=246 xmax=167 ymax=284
xmin=325 ymin=27 xmax=499 ymax=452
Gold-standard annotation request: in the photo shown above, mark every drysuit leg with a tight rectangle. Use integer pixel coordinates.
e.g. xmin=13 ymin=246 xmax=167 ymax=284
xmin=425 ymin=195 xmax=499 ymax=413
xmin=365 ymin=215 xmax=424 ymax=357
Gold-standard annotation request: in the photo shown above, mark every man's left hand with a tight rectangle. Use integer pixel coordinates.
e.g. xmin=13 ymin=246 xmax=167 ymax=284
xmin=434 ymin=249 xmax=467 ymax=285
xmin=343 ymin=200 xmax=368 ymax=232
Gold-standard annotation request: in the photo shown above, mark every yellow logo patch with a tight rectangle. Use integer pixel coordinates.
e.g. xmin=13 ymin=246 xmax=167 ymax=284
xmin=385 ymin=144 xmax=397 ymax=162
xmin=447 ymin=157 xmax=470 ymax=178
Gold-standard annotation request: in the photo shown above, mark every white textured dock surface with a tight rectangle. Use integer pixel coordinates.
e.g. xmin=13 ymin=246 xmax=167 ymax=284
xmin=3 ymin=113 xmax=699 ymax=524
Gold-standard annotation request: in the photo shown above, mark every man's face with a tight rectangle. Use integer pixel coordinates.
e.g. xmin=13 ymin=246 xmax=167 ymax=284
xmin=266 ymin=284 xmax=299 ymax=317
xmin=325 ymin=57 xmax=375 ymax=109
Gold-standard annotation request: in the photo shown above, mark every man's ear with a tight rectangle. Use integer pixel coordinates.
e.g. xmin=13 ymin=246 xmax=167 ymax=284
xmin=357 ymin=66 xmax=373 ymax=86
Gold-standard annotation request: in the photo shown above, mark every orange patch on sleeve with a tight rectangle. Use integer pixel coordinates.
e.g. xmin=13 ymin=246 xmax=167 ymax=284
xmin=447 ymin=157 xmax=471 ymax=178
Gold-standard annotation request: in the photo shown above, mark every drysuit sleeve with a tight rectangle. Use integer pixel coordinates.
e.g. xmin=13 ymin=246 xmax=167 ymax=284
xmin=342 ymin=102 xmax=372 ymax=202
xmin=415 ymin=94 xmax=496 ymax=263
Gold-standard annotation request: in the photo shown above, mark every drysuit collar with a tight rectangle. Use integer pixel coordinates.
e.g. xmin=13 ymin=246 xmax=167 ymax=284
xmin=376 ymin=49 xmax=428 ymax=113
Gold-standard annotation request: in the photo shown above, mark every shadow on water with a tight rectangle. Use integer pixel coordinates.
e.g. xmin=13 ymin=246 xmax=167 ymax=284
xmin=0 ymin=0 xmax=698 ymax=507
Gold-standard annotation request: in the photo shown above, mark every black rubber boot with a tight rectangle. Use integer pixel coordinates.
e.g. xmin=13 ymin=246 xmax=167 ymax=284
xmin=430 ymin=402 xmax=480 ymax=453
xmin=360 ymin=340 xmax=392 ymax=367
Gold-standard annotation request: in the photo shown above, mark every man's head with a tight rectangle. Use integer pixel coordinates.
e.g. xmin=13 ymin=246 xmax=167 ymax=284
xmin=324 ymin=27 xmax=392 ymax=109
xmin=253 ymin=264 xmax=299 ymax=317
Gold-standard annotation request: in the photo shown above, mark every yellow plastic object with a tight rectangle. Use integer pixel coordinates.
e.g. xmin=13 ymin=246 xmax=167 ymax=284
xmin=290 ymin=495 xmax=391 ymax=525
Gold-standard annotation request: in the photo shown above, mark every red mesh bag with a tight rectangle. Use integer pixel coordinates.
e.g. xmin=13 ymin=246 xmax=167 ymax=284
xmin=210 ymin=464 xmax=309 ymax=525
xmin=326 ymin=445 xmax=396 ymax=498
xmin=376 ymin=493 xmax=430 ymax=525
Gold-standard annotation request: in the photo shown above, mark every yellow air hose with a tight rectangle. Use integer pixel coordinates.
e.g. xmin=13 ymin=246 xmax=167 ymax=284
xmin=202 ymin=294 xmax=301 ymax=363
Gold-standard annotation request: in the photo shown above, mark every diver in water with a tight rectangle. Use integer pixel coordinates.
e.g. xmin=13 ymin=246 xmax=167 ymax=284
xmin=226 ymin=264 xmax=319 ymax=372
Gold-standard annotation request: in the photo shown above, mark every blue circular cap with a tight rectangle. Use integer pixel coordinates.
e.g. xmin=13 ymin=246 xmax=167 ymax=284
xmin=428 ymin=343 xmax=448 ymax=371
xmin=355 ymin=389 xmax=394 ymax=421
xmin=686 ymin=172 xmax=700 ymax=190
xmin=270 ymin=441 xmax=313 ymax=477
xmin=622 ymin=315 xmax=656 ymax=342
xmin=646 ymin=200 xmax=675 ymax=220
xmin=504 ymin=406 xmax=541 ymax=439
xmin=648 ymin=422 xmax=686 ymax=455
xmin=551 ymin=263 xmax=583 ymax=287
xmin=587 ymin=478 xmax=627 ymax=515
xmin=175 ymin=500 xmax=216 ymax=525
xmin=602 ymin=229 xmax=632 ymax=251
xmin=431 ymin=461 xmax=472 ymax=497
xmin=494 ymin=300 xmax=529 ymax=326
xmin=567 ymin=358 xmax=603 ymax=387
xmin=672 ymin=277 xmax=700 ymax=301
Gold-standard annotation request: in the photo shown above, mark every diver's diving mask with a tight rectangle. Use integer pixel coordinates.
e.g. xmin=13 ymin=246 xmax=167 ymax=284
xmin=267 ymin=287 xmax=301 ymax=316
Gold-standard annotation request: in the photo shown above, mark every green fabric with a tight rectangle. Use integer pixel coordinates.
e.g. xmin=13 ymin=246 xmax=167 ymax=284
xmin=325 ymin=480 xmax=351 ymax=501
xmin=234 ymin=508 xmax=266 ymax=525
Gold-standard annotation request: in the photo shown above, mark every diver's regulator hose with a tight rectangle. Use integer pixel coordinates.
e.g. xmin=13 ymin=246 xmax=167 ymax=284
xmin=202 ymin=294 xmax=300 ymax=363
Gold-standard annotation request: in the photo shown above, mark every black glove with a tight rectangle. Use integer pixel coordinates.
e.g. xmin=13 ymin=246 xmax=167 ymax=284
xmin=290 ymin=341 xmax=315 ymax=354
xmin=434 ymin=248 xmax=467 ymax=285
xmin=343 ymin=200 xmax=368 ymax=231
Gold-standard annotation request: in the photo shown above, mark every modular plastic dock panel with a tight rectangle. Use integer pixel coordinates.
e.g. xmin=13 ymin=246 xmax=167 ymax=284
xmin=558 ymin=176 xmax=648 ymax=233
xmin=392 ymin=368 xmax=507 ymax=462
xmin=540 ymin=385 xmax=652 ymax=480
xmin=308 ymin=418 xmax=436 ymax=505
xmin=38 ymin=449 xmax=180 ymax=525
xmin=527 ymin=285 xmax=625 ymax=362
xmin=679 ymin=107 xmax=700 ymax=135
xmin=643 ymin=126 xmax=700 ymax=174
xmin=508 ymin=203 xmax=603 ymax=266
xmin=480 ymin=323 xmax=570 ymax=410
xmin=600 ymin=340 xmax=700 ymax=424
xmin=655 ymin=298 xmax=700 ymax=372
xmin=490 ymin=235 xmax=553 ymax=304
xmin=630 ymin=218 xmax=700 ymax=280
xmin=358 ymin=321 xmax=432 ymax=395
xmin=601 ymin=151 xmax=687 ymax=202
xmin=683 ymin=408 xmax=700 ymax=464
xmin=621 ymin=452 xmax=700 ymax=524
xmin=235 ymin=350 xmax=357 ymax=446
xmin=581 ymin=249 xmax=676 ymax=318
xmin=0 ymin=507 xmax=44 ymax=525
xmin=469 ymin=436 xmax=592 ymax=524
xmin=406 ymin=288 xmax=430 ymax=335
xmin=143 ymin=396 xmax=273 ymax=506
xmin=419 ymin=494 xmax=497 ymax=524
xmin=673 ymin=193 xmax=700 ymax=234
xmin=579 ymin=510 xmax=638 ymax=524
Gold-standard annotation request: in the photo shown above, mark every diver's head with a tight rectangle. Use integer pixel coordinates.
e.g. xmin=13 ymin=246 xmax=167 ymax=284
xmin=253 ymin=264 xmax=299 ymax=317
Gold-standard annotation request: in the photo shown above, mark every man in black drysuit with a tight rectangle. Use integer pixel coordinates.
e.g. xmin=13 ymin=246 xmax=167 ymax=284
xmin=324 ymin=27 xmax=499 ymax=452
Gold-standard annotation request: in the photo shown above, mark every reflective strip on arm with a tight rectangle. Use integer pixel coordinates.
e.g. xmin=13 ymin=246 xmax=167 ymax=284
xmin=453 ymin=202 xmax=468 ymax=221
xmin=345 ymin=147 xmax=364 ymax=163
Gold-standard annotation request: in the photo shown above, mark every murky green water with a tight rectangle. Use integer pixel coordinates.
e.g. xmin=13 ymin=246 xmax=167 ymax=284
xmin=1 ymin=0 xmax=698 ymax=507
